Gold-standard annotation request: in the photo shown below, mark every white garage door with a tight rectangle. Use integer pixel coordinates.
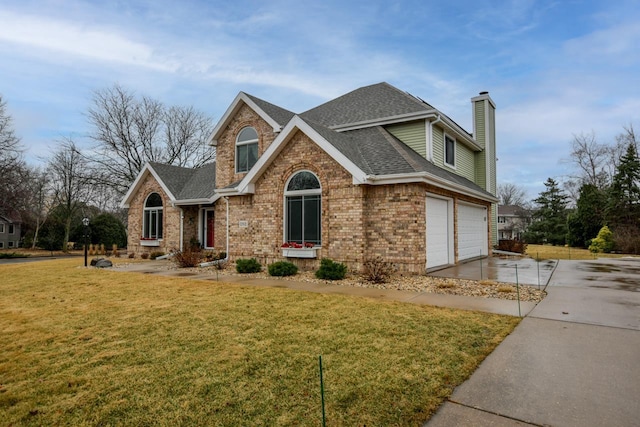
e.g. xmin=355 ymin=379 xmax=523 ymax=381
xmin=458 ymin=203 xmax=488 ymax=261
xmin=426 ymin=197 xmax=452 ymax=269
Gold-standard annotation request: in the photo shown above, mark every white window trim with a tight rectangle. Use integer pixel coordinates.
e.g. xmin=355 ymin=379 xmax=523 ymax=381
xmin=235 ymin=126 xmax=259 ymax=174
xmin=283 ymin=170 xmax=322 ymax=246
xmin=142 ymin=193 xmax=163 ymax=240
xmin=200 ymin=208 xmax=216 ymax=249
xmin=444 ymin=133 xmax=456 ymax=169
xmin=0 ymin=224 xmax=4 ymax=233
xmin=8 ymin=241 xmax=14 ymax=248
xmin=0 ymin=241 xmax=3 ymax=248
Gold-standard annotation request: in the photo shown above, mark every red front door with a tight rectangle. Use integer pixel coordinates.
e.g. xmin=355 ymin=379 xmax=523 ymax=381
xmin=206 ymin=210 xmax=215 ymax=248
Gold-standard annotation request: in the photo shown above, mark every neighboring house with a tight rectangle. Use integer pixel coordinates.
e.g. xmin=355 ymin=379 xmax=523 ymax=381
xmin=497 ymin=205 xmax=530 ymax=241
xmin=0 ymin=214 xmax=21 ymax=249
xmin=122 ymin=82 xmax=498 ymax=273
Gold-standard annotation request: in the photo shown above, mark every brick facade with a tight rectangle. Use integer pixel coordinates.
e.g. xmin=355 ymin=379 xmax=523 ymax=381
xmin=215 ymin=104 xmax=279 ymax=189
xmin=126 ymin=173 xmax=182 ymax=256
xmin=126 ymin=95 xmax=493 ymax=273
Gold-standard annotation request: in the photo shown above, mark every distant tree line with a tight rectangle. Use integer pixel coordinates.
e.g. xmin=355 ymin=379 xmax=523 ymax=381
xmin=0 ymin=85 xmax=215 ymax=251
xmin=520 ymin=126 xmax=640 ymax=253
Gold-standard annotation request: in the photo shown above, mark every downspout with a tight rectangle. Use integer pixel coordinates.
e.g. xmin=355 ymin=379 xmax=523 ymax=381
xmin=224 ymin=196 xmax=229 ymax=261
xmin=425 ymin=115 xmax=442 ymax=270
xmin=199 ymin=196 xmax=230 ymax=267
xmin=179 ymin=207 xmax=184 ymax=251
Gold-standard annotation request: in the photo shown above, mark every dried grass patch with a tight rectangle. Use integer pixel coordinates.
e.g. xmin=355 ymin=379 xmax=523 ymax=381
xmin=0 ymin=258 xmax=520 ymax=426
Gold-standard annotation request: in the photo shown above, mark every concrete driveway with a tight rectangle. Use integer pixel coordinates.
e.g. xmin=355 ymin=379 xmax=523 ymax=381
xmin=426 ymin=258 xmax=640 ymax=426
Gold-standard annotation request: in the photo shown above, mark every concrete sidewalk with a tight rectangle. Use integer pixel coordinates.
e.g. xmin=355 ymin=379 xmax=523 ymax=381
xmin=113 ymin=260 xmax=537 ymax=317
xmin=426 ymin=258 xmax=640 ymax=426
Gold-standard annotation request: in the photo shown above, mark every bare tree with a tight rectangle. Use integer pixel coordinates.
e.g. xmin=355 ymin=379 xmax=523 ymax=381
xmin=0 ymin=94 xmax=22 ymax=172
xmin=164 ymin=105 xmax=216 ymax=167
xmin=0 ymin=94 xmax=26 ymax=217
xmin=48 ymin=138 xmax=94 ymax=251
xmin=605 ymin=124 xmax=639 ymax=178
xmin=497 ymin=183 xmax=528 ymax=206
xmin=568 ymin=131 xmax=610 ymax=189
xmin=22 ymin=168 xmax=52 ymax=248
xmin=87 ymin=85 xmax=215 ymax=197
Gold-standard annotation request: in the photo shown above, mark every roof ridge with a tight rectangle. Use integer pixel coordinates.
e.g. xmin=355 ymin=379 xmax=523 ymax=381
xmin=380 ymin=82 xmax=435 ymax=110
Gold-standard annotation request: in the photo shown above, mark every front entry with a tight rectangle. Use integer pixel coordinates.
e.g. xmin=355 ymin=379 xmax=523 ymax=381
xmin=203 ymin=209 xmax=215 ymax=249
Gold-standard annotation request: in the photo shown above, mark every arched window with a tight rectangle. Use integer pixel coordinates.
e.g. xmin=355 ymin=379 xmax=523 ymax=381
xmin=285 ymin=171 xmax=321 ymax=245
xmin=236 ymin=126 xmax=259 ymax=173
xmin=143 ymin=193 xmax=163 ymax=239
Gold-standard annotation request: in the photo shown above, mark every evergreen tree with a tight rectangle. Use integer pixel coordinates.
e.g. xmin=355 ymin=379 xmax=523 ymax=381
xmin=524 ymin=178 xmax=569 ymax=245
xmin=607 ymin=143 xmax=640 ymax=228
xmin=567 ymin=184 xmax=607 ymax=247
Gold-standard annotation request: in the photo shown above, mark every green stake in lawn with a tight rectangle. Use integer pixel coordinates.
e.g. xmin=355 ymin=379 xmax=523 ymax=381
xmin=319 ymin=355 xmax=326 ymax=427
xmin=537 ymin=252 xmax=540 ymax=291
xmin=515 ymin=264 xmax=521 ymax=317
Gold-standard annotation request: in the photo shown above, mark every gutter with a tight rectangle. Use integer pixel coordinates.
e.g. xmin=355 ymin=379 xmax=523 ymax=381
xmin=364 ymin=172 xmax=499 ymax=203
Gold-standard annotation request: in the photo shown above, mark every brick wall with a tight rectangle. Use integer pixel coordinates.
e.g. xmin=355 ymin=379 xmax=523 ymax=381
xmin=127 ymin=173 xmax=182 ymax=256
xmin=215 ymin=104 xmax=279 ymax=189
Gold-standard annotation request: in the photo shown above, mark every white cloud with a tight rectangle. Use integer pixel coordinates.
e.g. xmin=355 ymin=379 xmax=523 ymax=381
xmin=0 ymin=10 xmax=178 ymax=71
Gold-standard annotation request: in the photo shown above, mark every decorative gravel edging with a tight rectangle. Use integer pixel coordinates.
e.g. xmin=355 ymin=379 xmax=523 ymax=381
xmin=125 ymin=262 xmax=546 ymax=303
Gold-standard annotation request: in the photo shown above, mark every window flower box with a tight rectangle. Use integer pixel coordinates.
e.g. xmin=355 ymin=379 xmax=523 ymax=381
xmin=140 ymin=238 xmax=160 ymax=247
xmin=281 ymin=242 xmax=318 ymax=259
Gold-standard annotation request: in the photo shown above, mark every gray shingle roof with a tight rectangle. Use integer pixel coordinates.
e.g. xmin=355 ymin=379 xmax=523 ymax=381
xmin=149 ymin=162 xmax=216 ymax=201
xmin=301 ymin=82 xmax=435 ymax=128
xmin=299 ymin=119 xmax=493 ymax=198
xmin=244 ymin=93 xmax=296 ymax=127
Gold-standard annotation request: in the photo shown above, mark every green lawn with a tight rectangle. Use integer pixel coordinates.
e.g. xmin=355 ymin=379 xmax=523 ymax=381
xmin=526 ymin=244 xmax=630 ymax=260
xmin=0 ymin=258 xmax=519 ymax=426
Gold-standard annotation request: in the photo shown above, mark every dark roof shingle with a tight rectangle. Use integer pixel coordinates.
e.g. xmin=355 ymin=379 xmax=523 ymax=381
xmin=149 ymin=162 xmax=216 ymax=201
xmin=301 ymin=82 xmax=434 ymax=128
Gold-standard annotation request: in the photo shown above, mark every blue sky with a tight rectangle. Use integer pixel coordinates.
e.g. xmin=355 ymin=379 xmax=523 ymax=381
xmin=1 ymin=0 xmax=639 ymax=198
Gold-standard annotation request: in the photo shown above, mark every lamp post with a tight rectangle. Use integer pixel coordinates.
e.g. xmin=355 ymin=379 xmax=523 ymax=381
xmin=82 ymin=217 xmax=90 ymax=267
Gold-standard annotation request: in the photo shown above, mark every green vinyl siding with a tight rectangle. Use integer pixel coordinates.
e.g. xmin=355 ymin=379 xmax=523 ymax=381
xmin=386 ymin=121 xmax=426 ymax=158
xmin=432 ymin=126 xmax=444 ymax=167
xmin=489 ymin=106 xmax=496 ymax=193
xmin=474 ymin=100 xmax=487 ymax=189
xmin=433 ymin=125 xmax=475 ymax=181
xmin=457 ymin=144 xmax=475 ymax=181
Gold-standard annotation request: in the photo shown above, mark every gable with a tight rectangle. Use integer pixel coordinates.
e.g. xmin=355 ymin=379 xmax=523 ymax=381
xmin=209 ymin=92 xmax=294 ymax=146
xmin=121 ymin=164 xmax=177 ymax=208
xmin=121 ymin=162 xmax=216 ymax=208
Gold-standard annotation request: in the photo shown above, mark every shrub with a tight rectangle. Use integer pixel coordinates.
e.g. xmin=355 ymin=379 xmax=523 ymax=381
xmin=173 ymin=247 xmax=202 ymax=268
xmin=89 ymin=213 xmax=127 ymax=248
xmin=612 ymin=225 xmax=640 ymax=254
xmin=140 ymin=252 xmax=149 ymax=259
xmin=363 ymin=256 xmax=396 ymax=283
xmin=589 ymin=225 xmax=614 ymax=253
xmin=497 ymin=239 xmax=528 ymax=254
xmin=128 ymin=252 xmax=135 ymax=259
xmin=268 ymin=261 xmax=298 ymax=277
xmin=236 ymin=258 xmax=261 ymax=273
xmin=315 ymin=258 xmax=347 ymax=280
xmin=150 ymin=251 xmax=165 ymax=260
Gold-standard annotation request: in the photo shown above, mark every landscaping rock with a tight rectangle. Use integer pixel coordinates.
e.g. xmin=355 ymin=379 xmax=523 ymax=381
xmin=91 ymin=258 xmax=113 ymax=268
